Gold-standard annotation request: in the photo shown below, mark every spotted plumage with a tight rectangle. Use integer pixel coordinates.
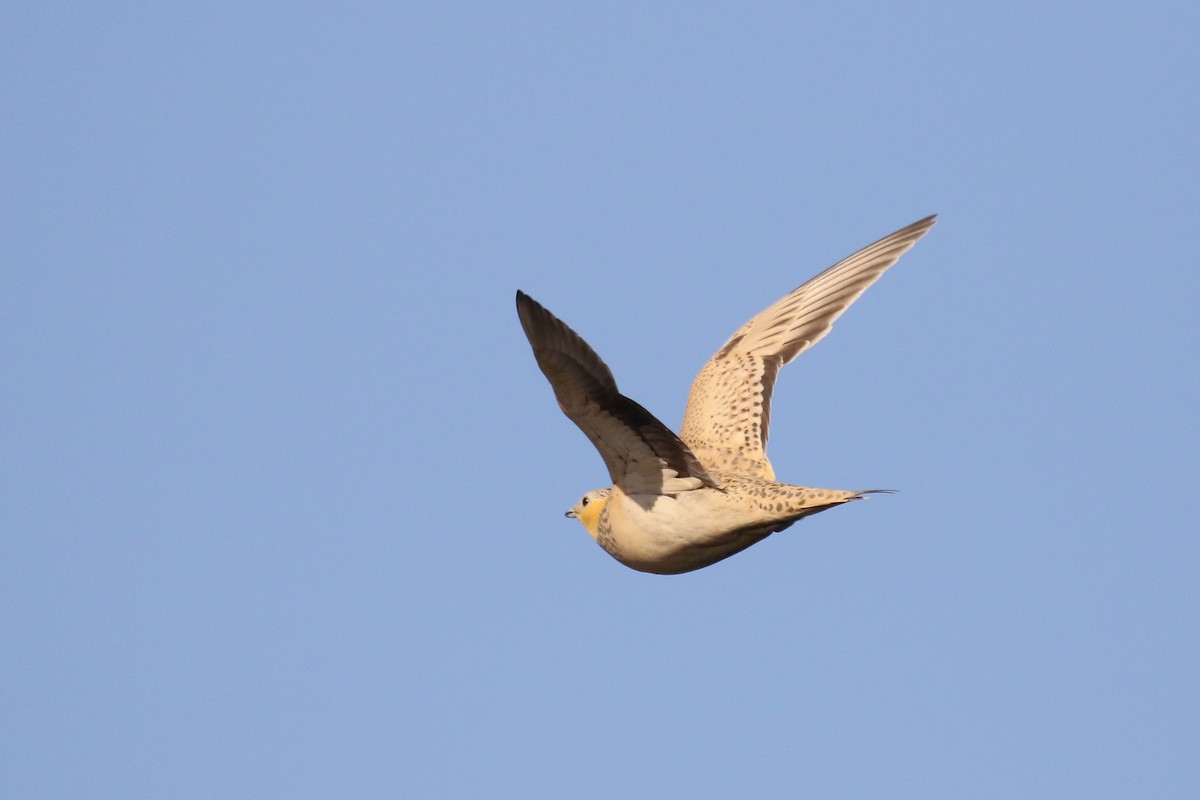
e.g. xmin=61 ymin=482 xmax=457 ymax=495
xmin=518 ymin=215 xmax=935 ymax=574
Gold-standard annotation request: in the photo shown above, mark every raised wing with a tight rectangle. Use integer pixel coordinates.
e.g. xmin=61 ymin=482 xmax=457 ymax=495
xmin=516 ymin=291 xmax=719 ymax=495
xmin=679 ymin=215 xmax=937 ymax=479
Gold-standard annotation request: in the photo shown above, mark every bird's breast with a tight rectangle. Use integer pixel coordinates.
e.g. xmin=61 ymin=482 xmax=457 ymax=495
xmin=598 ymin=488 xmax=774 ymax=574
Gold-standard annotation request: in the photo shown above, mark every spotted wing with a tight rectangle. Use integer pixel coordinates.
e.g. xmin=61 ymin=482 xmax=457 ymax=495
xmin=679 ymin=215 xmax=937 ymax=479
xmin=516 ymin=291 xmax=719 ymax=495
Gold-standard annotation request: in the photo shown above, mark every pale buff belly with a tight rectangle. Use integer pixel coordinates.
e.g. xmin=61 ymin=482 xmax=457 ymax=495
xmin=598 ymin=489 xmax=794 ymax=575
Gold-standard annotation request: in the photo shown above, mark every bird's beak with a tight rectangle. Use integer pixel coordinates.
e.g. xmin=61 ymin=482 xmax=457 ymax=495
xmin=565 ymin=510 xmax=577 ymax=519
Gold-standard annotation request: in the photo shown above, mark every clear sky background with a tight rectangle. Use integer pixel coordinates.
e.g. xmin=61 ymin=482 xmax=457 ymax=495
xmin=3 ymin=3 xmax=1198 ymax=798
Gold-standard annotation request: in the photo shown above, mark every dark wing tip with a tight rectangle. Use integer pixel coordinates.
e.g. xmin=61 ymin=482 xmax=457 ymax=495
xmin=907 ymin=214 xmax=938 ymax=234
xmin=515 ymin=289 xmax=536 ymax=328
xmin=514 ymin=288 xmax=621 ymax=397
xmin=515 ymin=290 xmax=557 ymax=350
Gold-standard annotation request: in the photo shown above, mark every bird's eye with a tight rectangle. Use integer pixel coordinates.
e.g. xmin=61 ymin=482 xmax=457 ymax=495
xmin=581 ymin=496 xmax=590 ymax=507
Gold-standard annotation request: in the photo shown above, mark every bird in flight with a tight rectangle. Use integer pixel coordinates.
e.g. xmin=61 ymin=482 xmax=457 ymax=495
xmin=516 ymin=215 xmax=936 ymax=574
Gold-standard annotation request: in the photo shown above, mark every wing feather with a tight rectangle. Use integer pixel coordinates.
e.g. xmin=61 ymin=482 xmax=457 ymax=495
xmin=516 ymin=291 xmax=719 ymax=494
xmin=680 ymin=215 xmax=936 ymax=478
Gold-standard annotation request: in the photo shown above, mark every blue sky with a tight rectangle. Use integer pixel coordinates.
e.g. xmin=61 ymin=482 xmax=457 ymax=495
xmin=3 ymin=3 xmax=1198 ymax=797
